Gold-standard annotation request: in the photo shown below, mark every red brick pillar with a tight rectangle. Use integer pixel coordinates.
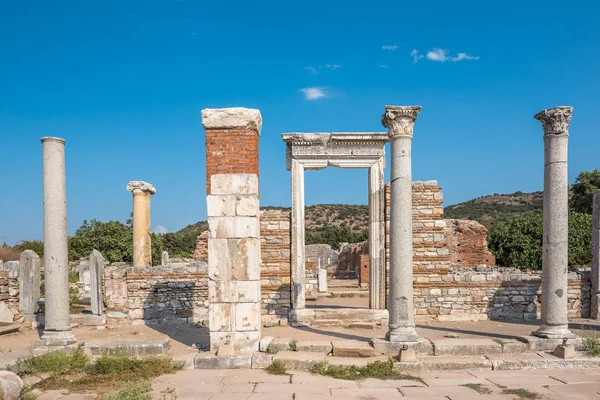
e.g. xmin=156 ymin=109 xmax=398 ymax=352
xmin=203 ymin=108 xmax=261 ymax=195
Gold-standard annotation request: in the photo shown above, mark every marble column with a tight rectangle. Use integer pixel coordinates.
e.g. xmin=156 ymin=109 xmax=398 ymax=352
xmin=126 ymin=181 xmax=156 ymax=267
xmin=533 ymin=106 xmax=574 ymax=339
xmin=368 ymin=156 xmax=386 ymax=309
xmin=291 ymin=158 xmax=306 ymax=309
xmin=382 ymin=106 xmax=421 ymax=343
xmin=592 ymin=190 xmax=600 ymax=319
xmin=39 ymin=137 xmax=76 ymax=346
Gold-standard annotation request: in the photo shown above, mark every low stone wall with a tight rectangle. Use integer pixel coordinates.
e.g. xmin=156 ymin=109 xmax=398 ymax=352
xmin=125 ymin=264 xmax=209 ymax=324
xmin=0 ymin=270 xmax=19 ymax=323
xmin=260 ymin=210 xmax=292 ymax=326
xmin=413 ymin=266 xmax=590 ymax=322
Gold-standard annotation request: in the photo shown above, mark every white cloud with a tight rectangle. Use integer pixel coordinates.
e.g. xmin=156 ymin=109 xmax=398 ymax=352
xmin=304 ymin=65 xmax=318 ymax=74
xmin=324 ymin=64 xmax=341 ymax=70
xmin=382 ymin=45 xmax=399 ymax=51
xmin=379 ymin=64 xmax=388 ymax=68
xmin=305 ymin=64 xmax=341 ymax=74
xmin=425 ymin=48 xmax=479 ymax=62
xmin=411 ymin=49 xmax=424 ymax=63
xmin=300 ymin=87 xmax=327 ymax=100
xmin=153 ymin=225 xmax=168 ymax=234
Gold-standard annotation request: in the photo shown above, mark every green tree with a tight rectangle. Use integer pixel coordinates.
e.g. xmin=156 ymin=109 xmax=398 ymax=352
xmin=14 ymin=240 xmax=44 ymax=256
xmin=68 ymin=220 xmax=133 ymax=263
xmin=488 ymin=211 xmax=592 ymax=269
xmin=570 ymin=169 xmax=600 ymax=214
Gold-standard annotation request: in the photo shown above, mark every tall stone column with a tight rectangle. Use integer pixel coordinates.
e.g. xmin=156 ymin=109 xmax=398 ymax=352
xmin=533 ymin=106 xmax=574 ymax=339
xmin=592 ymin=190 xmax=600 ymax=319
xmin=368 ymin=156 xmax=385 ymax=309
xmin=39 ymin=137 xmax=76 ymax=346
xmin=126 ymin=181 xmax=156 ymax=267
xmin=382 ymin=106 xmax=421 ymax=343
xmin=291 ymin=158 xmax=306 ymax=309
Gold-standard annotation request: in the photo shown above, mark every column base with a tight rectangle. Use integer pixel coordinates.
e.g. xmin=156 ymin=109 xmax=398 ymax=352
xmin=37 ymin=330 xmax=77 ymax=347
xmin=532 ymin=324 xmax=574 ymax=339
xmin=387 ymin=327 xmax=420 ymax=343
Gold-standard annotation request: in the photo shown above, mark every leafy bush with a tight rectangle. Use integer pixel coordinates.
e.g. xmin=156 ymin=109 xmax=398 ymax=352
xmin=14 ymin=240 xmax=44 ymax=257
xmin=306 ymin=226 xmax=368 ymax=250
xmin=69 ymin=220 xmax=133 ymax=263
xmin=22 ymin=347 xmax=89 ymax=375
xmin=488 ymin=211 xmax=592 ymax=269
xmin=570 ymin=169 xmax=600 ymax=214
xmin=264 ymin=360 xmax=287 ymax=375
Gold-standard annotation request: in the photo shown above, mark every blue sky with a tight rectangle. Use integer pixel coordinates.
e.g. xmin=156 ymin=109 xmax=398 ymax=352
xmin=1 ymin=0 xmax=599 ymax=245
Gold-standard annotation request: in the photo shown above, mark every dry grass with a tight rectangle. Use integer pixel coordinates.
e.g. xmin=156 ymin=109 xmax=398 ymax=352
xmin=0 ymin=245 xmax=20 ymax=262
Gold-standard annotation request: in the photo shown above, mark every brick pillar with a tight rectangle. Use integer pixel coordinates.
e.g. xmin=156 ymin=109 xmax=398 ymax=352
xmin=204 ymin=107 xmax=260 ymax=196
xmin=202 ymin=108 xmax=262 ymax=353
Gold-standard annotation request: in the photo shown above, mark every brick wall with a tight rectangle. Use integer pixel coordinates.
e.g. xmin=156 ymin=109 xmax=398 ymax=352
xmin=260 ymin=210 xmax=292 ymax=326
xmin=445 ymin=219 xmax=496 ymax=267
xmin=413 ymin=266 xmax=590 ymax=322
xmin=205 ymin=129 xmax=259 ymax=195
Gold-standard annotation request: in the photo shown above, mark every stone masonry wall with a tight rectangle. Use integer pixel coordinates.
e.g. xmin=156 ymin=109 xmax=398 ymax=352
xmin=336 ymin=242 xmax=368 ymax=280
xmin=125 ymin=264 xmax=208 ymax=324
xmin=0 ymin=271 xmax=19 ymax=322
xmin=444 ymin=219 xmax=496 ymax=267
xmin=260 ymin=210 xmax=292 ymax=326
xmin=192 ymin=231 xmax=209 ymax=261
xmin=413 ymin=266 xmax=590 ymax=322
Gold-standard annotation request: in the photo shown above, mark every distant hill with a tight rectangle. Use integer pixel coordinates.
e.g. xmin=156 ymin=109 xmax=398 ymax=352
xmin=444 ymin=191 xmax=544 ymax=229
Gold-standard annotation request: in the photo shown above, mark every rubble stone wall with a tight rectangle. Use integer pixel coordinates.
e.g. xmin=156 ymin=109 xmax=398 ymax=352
xmin=260 ymin=210 xmax=292 ymax=326
xmin=413 ymin=266 xmax=590 ymax=322
xmin=192 ymin=231 xmax=209 ymax=261
xmin=0 ymin=270 xmax=19 ymax=322
xmin=336 ymin=242 xmax=368 ymax=280
xmin=444 ymin=219 xmax=496 ymax=267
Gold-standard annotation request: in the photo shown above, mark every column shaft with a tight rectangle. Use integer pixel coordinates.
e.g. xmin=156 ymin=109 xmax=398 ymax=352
xmin=291 ymin=159 xmax=306 ymax=309
xmin=132 ymin=191 xmax=151 ymax=266
xmin=592 ymin=190 xmax=600 ymax=319
xmin=368 ymin=157 xmax=385 ymax=309
xmin=533 ymin=106 xmax=573 ymax=339
xmin=40 ymin=137 xmax=76 ymax=346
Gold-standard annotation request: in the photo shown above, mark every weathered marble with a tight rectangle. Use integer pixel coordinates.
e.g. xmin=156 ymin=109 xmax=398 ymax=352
xmin=382 ymin=106 xmax=422 ymax=342
xmin=127 ymin=181 xmax=156 ymax=267
xmin=532 ymin=106 xmax=574 ymax=339
xmin=90 ymin=250 xmax=106 ymax=316
xmin=19 ymin=250 xmax=40 ymax=316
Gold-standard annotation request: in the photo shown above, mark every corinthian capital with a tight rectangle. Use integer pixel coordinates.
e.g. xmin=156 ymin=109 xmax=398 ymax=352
xmin=127 ymin=181 xmax=157 ymax=195
xmin=534 ymin=106 xmax=573 ymax=135
xmin=381 ymin=106 xmax=422 ymax=137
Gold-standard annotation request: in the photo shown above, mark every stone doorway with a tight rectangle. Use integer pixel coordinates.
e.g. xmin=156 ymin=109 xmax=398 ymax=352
xmin=281 ymin=133 xmax=390 ymax=325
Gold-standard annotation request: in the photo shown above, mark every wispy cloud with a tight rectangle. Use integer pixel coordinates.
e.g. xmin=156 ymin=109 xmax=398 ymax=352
xmin=411 ymin=49 xmax=424 ymax=63
xmin=382 ymin=45 xmax=399 ymax=51
xmin=304 ymin=64 xmax=341 ymax=74
xmin=300 ymin=87 xmax=327 ymax=100
xmin=153 ymin=225 xmax=168 ymax=234
xmin=379 ymin=64 xmax=388 ymax=68
xmin=425 ymin=48 xmax=479 ymax=62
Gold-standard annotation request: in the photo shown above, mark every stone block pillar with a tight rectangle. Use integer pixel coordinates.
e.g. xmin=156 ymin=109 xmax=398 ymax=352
xmin=126 ymin=181 xmax=156 ymax=267
xmin=382 ymin=106 xmax=421 ymax=343
xmin=39 ymin=137 xmax=76 ymax=346
xmin=592 ymin=190 xmax=600 ymax=319
xmin=202 ymin=107 xmax=262 ymax=353
xmin=317 ymin=259 xmax=328 ymax=293
xmin=89 ymin=250 xmax=106 ymax=316
xmin=19 ymin=250 xmax=41 ymax=317
xmin=533 ymin=106 xmax=574 ymax=339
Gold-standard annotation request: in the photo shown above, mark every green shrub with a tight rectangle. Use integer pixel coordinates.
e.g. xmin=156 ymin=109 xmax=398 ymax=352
xmin=310 ymin=359 xmax=420 ymax=381
xmin=265 ymin=360 xmax=287 ymax=375
xmin=488 ymin=211 xmax=592 ymax=269
xmin=106 ymin=381 xmax=152 ymax=400
xmin=22 ymin=347 xmax=89 ymax=375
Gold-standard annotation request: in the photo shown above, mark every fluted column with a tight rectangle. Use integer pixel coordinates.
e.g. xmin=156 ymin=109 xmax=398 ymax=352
xmin=127 ymin=181 xmax=156 ymax=267
xmin=382 ymin=105 xmax=421 ymax=343
xmin=368 ymin=155 xmax=386 ymax=309
xmin=291 ymin=158 xmax=306 ymax=309
xmin=39 ymin=137 xmax=76 ymax=346
xmin=533 ymin=106 xmax=574 ymax=339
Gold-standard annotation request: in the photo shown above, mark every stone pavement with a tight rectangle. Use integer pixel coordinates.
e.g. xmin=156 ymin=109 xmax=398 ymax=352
xmin=148 ymin=368 xmax=600 ymax=399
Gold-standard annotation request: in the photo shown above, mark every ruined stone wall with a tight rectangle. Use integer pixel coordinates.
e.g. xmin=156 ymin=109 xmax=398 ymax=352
xmin=125 ymin=264 xmax=209 ymax=324
xmin=0 ymin=270 xmax=19 ymax=322
xmin=413 ymin=267 xmax=590 ymax=322
xmin=444 ymin=219 xmax=496 ymax=267
xmin=260 ymin=210 xmax=291 ymax=326
xmin=336 ymin=242 xmax=368 ymax=279
xmin=192 ymin=231 xmax=209 ymax=261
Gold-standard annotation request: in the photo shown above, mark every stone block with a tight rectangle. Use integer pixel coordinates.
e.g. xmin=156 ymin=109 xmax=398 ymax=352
xmin=370 ymin=338 xmax=433 ymax=355
xmin=202 ymin=108 xmax=262 ymax=133
xmin=295 ymin=341 xmax=333 ymax=354
xmin=194 ymin=354 xmax=252 ymax=369
xmin=402 ymin=355 xmax=492 ymax=372
xmin=259 ymin=336 xmax=274 ymax=352
xmin=69 ymin=314 xmax=105 ymax=326
xmin=0 ymin=371 xmax=23 ymax=400
xmin=0 ymin=302 xmax=14 ymax=323
xmin=431 ymin=339 xmax=502 ymax=356
xmin=252 ymin=353 xmax=274 ymax=369
xmin=208 ymin=217 xmax=260 ymax=239
xmin=211 ymin=174 xmax=259 ymax=196
xmin=207 ymin=195 xmax=237 ymax=217
xmin=501 ymin=339 xmax=527 ymax=354
xmin=332 ymin=340 xmax=375 ymax=358
xmin=209 ymin=303 xmax=233 ymax=332
xmin=350 ymin=322 xmax=375 ymax=330
xmin=517 ymin=336 xmax=585 ymax=351
xmin=398 ymin=348 xmax=417 ymax=363
xmin=235 ymin=303 xmax=261 ymax=331
xmin=273 ymin=351 xmax=326 ymax=371
xmin=553 ymin=344 xmax=576 ymax=359
xmin=271 ymin=337 xmax=293 ymax=352
xmin=86 ymin=339 xmax=170 ymax=356
xmin=237 ymin=196 xmax=259 ymax=217
xmin=210 ymin=331 xmax=260 ymax=353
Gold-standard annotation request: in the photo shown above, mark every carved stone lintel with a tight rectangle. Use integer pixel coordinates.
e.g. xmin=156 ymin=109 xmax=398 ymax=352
xmin=126 ymin=181 xmax=157 ymax=195
xmin=381 ymin=106 xmax=422 ymax=137
xmin=534 ymin=106 xmax=573 ymax=135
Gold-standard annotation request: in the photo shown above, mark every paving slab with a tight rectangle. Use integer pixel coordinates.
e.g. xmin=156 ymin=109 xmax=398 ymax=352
xmin=330 ymin=387 xmax=404 ymax=399
xmin=467 ymin=369 xmax=544 ymax=379
xmin=254 ymin=382 xmax=330 ymax=395
xmin=545 ymin=382 xmax=600 ymax=395
xmin=358 ymin=377 xmax=424 ymax=388
xmin=331 ymin=340 xmax=375 ymax=357
xmin=220 ymin=369 xmax=291 ymax=384
xmin=273 ymin=351 xmax=326 ymax=370
xmin=400 ymin=385 xmax=481 ymax=397
xmin=221 ymin=383 xmax=257 ymax=393
xmin=421 ymin=377 xmax=490 ymax=387
xmin=484 ymin=374 xmax=561 ymax=386
xmin=291 ymin=371 xmax=358 ymax=388
xmin=296 ymin=340 xmax=333 ymax=354
xmin=210 ymin=395 xmax=249 ymax=400
xmin=431 ymin=338 xmax=503 ymax=356
xmin=545 ymin=370 xmax=600 ymax=384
